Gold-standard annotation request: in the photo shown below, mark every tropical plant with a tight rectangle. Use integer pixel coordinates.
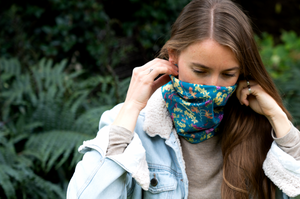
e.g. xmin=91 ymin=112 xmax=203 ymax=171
xmin=0 ymin=57 xmax=129 ymax=198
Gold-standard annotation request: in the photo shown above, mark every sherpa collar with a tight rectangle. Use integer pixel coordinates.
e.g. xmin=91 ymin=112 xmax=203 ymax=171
xmin=143 ymin=88 xmax=174 ymax=139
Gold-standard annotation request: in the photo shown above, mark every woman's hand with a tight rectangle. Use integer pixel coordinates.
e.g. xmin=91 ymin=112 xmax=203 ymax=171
xmin=236 ymin=80 xmax=279 ymax=117
xmin=113 ymin=58 xmax=178 ymax=132
xmin=125 ymin=58 xmax=178 ymax=112
xmin=236 ymin=80 xmax=291 ymax=138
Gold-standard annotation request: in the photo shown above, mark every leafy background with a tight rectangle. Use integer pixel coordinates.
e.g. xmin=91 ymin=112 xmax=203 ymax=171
xmin=0 ymin=0 xmax=300 ymax=198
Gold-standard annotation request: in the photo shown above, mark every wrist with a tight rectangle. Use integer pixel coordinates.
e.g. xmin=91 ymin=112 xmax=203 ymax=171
xmin=112 ymin=102 xmax=141 ymax=133
xmin=123 ymin=100 xmax=144 ymax=114
xmin=266 ymin=107 xmax=287 ymax=123
xmin=266 ymin=109 xmax=291 ymax=138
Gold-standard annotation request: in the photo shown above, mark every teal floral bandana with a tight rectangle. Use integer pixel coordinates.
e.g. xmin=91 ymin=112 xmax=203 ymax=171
xmin=161 ymin=75 xmax=237 ymax=144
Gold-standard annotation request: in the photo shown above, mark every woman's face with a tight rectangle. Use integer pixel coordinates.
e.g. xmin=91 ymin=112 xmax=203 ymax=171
xmin=169 ymin=39 xmax=240 ymax=87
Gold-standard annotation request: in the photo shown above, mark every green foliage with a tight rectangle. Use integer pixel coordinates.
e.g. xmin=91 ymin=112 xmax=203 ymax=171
xmin=275 ymin=65 xmax=300 ymax=126
xmin=257 ymin=31 xmax=300 ymax=125
xmin=0 ymin=0 xmax=191 ymax=76
xmin=256 ymin=31 xmax=300 ymax=80
xmin=0 ymin=126 xmax=65 ymax=199
xmin=120 ymin=0 xmax=191 ymax=53
xmin=0 ymin=57 xmax=129 ymax=198
xmin=0 ymin=0 xmax=131 ymax=75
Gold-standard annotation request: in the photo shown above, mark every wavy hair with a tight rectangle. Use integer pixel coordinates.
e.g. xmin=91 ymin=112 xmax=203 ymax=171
xmin=159 ymin=0 xmax=292 ymax=198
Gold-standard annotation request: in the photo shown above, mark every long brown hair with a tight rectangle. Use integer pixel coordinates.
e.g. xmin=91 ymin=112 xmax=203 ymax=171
xmin=159 ymin=0 xmax=292 ymax=198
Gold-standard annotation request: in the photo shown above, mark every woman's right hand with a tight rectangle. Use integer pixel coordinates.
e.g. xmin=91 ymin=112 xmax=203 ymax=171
xmin=125 ymin=58 xmax=178 ymax=111
xmin=113 ymin=58 xmax=178 ymax=132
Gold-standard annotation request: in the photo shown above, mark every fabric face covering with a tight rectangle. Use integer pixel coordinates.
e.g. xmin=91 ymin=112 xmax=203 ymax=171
xmin=161 ymin=75 xmax=237 ymax=144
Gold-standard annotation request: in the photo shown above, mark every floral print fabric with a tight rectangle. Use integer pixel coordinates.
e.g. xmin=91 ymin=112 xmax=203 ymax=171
xmin=161 ymin=75 xmax=237 ymax=144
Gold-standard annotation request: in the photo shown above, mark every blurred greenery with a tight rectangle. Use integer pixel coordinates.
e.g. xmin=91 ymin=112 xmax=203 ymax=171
xmin=0 ymin=0 xmax=190 ymax=78
xmin=0 ymin=58 xmax=130 ymax=198
xmin=256 ymin=31 xmax=300 ymax=125
xmin=0 ymin=0 xmax=300 ymax=198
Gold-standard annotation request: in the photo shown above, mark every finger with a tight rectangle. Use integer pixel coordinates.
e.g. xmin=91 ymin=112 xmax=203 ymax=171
xmin=240 ymin=80 xmax=256 ymax=88
xmin=152 ymin=59 xmax=178 ymax=72
xmin=142 ymin=58 xmax=176 ymax=71
xmin=236 ymin=81 xmax=245 ymax=104
xmin=146 ymin=63 xmax=178 ymax=79
xmin=239 ymin=87 xmax=251 ymax=106
xmin=236 ymin=79 xmax=257 ymax=104
xmin=239 ymin=84 xmax=262 ymax=106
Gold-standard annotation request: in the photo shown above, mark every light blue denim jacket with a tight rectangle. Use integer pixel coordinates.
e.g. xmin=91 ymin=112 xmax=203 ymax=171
xmin=67 ymin=90 xmax=300 ymax=199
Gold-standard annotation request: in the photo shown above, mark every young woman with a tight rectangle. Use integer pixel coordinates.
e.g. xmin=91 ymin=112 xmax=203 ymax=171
xmin=67 ymin=0 xmax=300 ymax=198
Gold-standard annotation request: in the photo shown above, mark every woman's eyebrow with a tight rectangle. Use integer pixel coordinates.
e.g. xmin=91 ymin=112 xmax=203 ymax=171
xmin=191 ymin=62 xmax=239 ymax=71
xmin=191 ymin=63 xmax=210 ymax=69
xmin=223 ymin=66 xmax=240 ymax=71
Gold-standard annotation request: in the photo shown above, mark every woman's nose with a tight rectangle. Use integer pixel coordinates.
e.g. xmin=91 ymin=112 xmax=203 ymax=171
xmin=207 ymin=76 xmax=218 ymax=86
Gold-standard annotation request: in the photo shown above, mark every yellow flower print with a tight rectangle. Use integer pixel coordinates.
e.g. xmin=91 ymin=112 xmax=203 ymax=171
xmin=161 ymin=84 xmax=172 ymax=92
xmin=213 ymin=92 xmax=228 ymax=105
xmin=207 ymin=133 xmax=213 ymax=139
xmin=184 ymin=110 xmax=198 ymax=123
xmin=191 ymin=117 xmax=198 ymax=123
xmin=173 ymin=79 xmax=180 ymax=88
xmin=176 ymin=86 xmax=183 ymax=95
xmin=172 ymin=113 xmax=180 ymax=119
xmin=195 ymin=86 xmax=210 ymax=97
xmin=177 ymin=122 xmax=186 ymax=128
xmin=174 ymin=107 xmax=183 ymax=113
xmin=200 ymin=134 xmax=207 ymax=141
xmin=182 ymin=101 xmax=191 ymax=106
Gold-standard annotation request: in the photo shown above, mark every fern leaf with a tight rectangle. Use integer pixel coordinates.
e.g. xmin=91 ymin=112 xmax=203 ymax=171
xmin=0 ymin=166 xmax=16 ymax=199
xmin=0 ymin=58 xmax=21 ymax=78
xmin=24 ymin=130 xmax=93 ymax=172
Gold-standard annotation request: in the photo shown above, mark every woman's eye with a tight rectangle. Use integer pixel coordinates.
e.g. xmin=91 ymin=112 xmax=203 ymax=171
xmin=193 ymin=70 xmax=206 ymax=74
xmin=223 ymin=73 xmax=235 ymax=77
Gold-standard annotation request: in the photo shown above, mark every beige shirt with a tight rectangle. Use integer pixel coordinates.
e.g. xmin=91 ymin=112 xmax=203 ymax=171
xmin=179 ymin=135 xmax=223 ymax=199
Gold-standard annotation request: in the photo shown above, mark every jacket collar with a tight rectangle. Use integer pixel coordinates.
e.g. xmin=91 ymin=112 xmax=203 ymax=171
xmin=143 ymin=88 xmax=174 ymax=139
xmin=143 ymin=88 xmax=186 ymax=172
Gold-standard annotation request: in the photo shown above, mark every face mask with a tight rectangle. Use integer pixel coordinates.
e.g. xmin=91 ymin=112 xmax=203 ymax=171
xmin=161 ymin=75 xmax=237 ymax=144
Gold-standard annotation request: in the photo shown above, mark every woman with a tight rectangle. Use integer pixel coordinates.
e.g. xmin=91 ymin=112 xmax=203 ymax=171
xmin=67 ymin=0 xmax=300 ymax=198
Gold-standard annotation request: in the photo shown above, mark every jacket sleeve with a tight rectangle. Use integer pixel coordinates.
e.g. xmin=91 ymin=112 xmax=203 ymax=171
xmin=67 ymin=104 xmax=149 ymax=199
xmin=272 ymin=123 xmax=300 ymax=160
xmin=263 ymin=123 xmax=300 ymax=198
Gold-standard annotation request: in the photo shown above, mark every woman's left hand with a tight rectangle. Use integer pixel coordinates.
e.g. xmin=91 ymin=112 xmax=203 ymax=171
xmin=236 ymin=80 xmax=291 ymax=138
xmin=236 ymin=80 xmax=280 ymax=117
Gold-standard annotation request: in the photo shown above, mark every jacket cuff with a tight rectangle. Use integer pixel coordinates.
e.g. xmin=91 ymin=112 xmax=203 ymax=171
xmin=106 ymin=125 xmax=134 ymax=156
xmin=263 ymin=141 xmax=300 ymax=197
xmin=78 ymin=126 xmax=110 ymax=157
xmin=272 ymin=122 xmax=299 ymax=147
xmin=77 ymin=125 xmax=150 ymax=191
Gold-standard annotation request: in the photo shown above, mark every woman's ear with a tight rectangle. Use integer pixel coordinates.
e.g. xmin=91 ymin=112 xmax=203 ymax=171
xmin=168 ymin=49 xmax=178 ymax=65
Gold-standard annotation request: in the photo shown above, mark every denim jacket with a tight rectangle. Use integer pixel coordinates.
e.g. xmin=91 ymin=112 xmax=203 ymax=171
xmin=67 ymin=90 xmax=300 ymax=199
